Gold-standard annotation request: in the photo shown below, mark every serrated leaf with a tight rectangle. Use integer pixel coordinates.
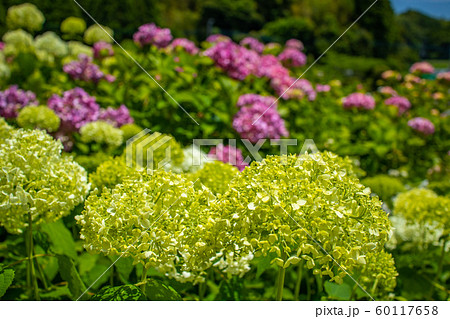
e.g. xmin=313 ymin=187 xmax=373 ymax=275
xmin=145 ymin=279 xmax=182 ymax=301
xmin=57 ymin=254 xmax=88 ymax=300
xmin=91 ymin=284 xmax=146 ymax=301
xmin=40 ymin=220 xmax=77 ymax=259
xmin=0 ymin=267 xmax=15 ymax=298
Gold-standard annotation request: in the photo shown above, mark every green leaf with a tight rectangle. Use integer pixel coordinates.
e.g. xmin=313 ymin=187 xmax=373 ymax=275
xmin=144 ymin=279 xmax=182 ymax=301
xmin=56 ymin=254 xmax=88 ymax=300
xmin=324 ymin=280 xmax=352 ymax=300
xmin=91 ymin=284 xmax=146 ymax=301
xmin=0 ymin=266 xmax=15 ymax=298
xmin=78 ymin=254 xmax=112 ymax=290
xmin=254 ymin=252 xmax=277 ymax=278
xmin=109 ymin=256 xmax=134 ymax=283
xmin=40 ymin=220 xmax=77 ymax=259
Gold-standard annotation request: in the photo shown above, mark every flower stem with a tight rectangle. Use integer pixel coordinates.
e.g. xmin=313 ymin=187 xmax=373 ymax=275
xmin=26 ymin=212 xmax=39 ymax=300
xmin=140 ymin=267 xmax=148 ymax=293
xmin=276 ymin=266 xmax=286 ymax=301
xmin=294 ymin=262 xmax=304 ymax=300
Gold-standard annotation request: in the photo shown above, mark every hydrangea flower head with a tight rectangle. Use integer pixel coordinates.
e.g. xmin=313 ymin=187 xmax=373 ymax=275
xmin=93 ymin=41 xmax=114 ymax=59
xmin=342 ymin=93 xmax=375 ymax=110
xmin=99 ymin=105 xmax=134 ymax=127
xmin=84 ymin=24 xmax=114 ymax=44
xmin=34 ymin=32 xmax=68 ymax=58
xmin=61 ymin=17 xmax=86 ymax=35
xmin=285 ymin=39 xmax=304 ymax=51
xmin=278 ymin=47 xmax=307 ymax=67
xmin=80 ymin=120 xmax=124 ymax=149
xmin=63 ymin=54 xmax=114 ymax=83
xmin=189 ymin=161 xmax=239 ymax=195
xmin=170 ymin=38 xmax=199 ymax=55
xmin=133 ymin=23 xmax=173 ymax=48
xmin=236 ymin=93 xmax=277 ymax=109
xmin=437 ymin=71 xmax=450 ymax=82
xmin=0 ymin=85 xmax=38 ymax=118
xmin=408 ymin=117 xmax=435 ymax=135
xmin=6 ymin=3 xmax=45 ymax=32
xmin=409 ymin=61 xmax=435 ymax=74
xmin=384 ymin=96 xmax=411 ymax=114
xmin=239 ymin=37 xmax=264 ymax=54
xmin=208 ymin=144 xmax=248 ymax=171
xmin=17 ymin=105 xmax=60 ymax=132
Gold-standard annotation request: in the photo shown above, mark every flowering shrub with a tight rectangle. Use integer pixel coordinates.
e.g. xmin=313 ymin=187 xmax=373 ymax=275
xmin=278 ymin=47 xmax=307 ymax=67
xmin=240 ymin=37 xmax=264 ymax=53
xmin=17 ymin=105 xmax=60 ymax=132
xmin=384 ymin=96 xmax=411 ymax=115
xmin=79 ymin=120 xmax=123 ymax=149
xmin=133 ymin=23 xmax=172 ymax=48
xmin=60 ymin=17 xmax=87 ymax=36
xmin=409 ymin=61 xmax=434 ymax=74
xmin=208 ymin=144 xmax=248 ymax=171
xmin=342 ymin=93 xmax=376 ymax=110
xmin=0 ymin=85 xmax=38 ymax=119
xmin=84 ymin=25 xmax=114 ymax=44
xmin=63 ymin=54 xmax=115 ymax=83
xmin=99 ymin=105 xmax=133 ymax=127
xmin=407 ymin=117 xmax=435 ymax=135
xmin=189 ymin=161 xmax=239 ymax=195
xmin=169 ymin=38 xmax=199 ymax=55
xmin=34 ymin=32 xmax=68 ymax=60
xmin=93 ymin=41 xmax=114 ymax=59
xmin=6 ymin=3 xmax=45 ymax=32
xmin=0 ymin=128 xmax=89 ymax=234
xmin=89 ymin=156 xmax=134 ymax=191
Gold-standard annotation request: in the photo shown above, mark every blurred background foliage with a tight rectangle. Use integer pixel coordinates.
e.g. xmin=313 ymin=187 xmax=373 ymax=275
xmin=0 ymin=0 xmax=449 ymax=64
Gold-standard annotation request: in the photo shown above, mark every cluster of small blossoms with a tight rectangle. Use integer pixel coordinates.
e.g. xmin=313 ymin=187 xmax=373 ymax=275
xmin=60 ymin=17 xmax=86 ymax=35
xmin=409 ymin=61 xmax=435 ymax=74
xmin=93 ymin=41 xmax=114 ymax=59
xmin=407 ymin=117 xmax=435 ymax=135
xmin=6 ymin=3 xmax=45 ymax=32
xmin=384 ymin=96 xmax=411 ymax=114
xmin=239 ymin=37 xmax=264 ymax=54
xmin=63 ymin=54 xmax=115 ymax=83
xmin=203 ymin=41 xmax=259 ymax=80
xmin=199 ymin=152 xmax=392 ymax=285
xmin=189 ymin=161 xmax=239 ymax=195
xmin=285 ymin=39 xmax=304 ymax=51
xmin=236 ymin=93 xmax=276 ymax=108
xmin=169 ymin=38 xmax=199 ymax=55
xmin=437 ymin=71 xmax=450 ymax=81
xmin=98 ymin=105 xmax=134 ymax=128
xmin=48 ymin=87 xmax=100 ymax=131
xmin=208 ymin=144 xmax=248 ymax=171
xmin=17 ymin=105 xmax=60 ymax=132
xmin=34 ymin=32 xmax=68 ymax=59
xmin=316 ymin=84 xmax=331 ymax=92
xmin=271 ymin=77 xmax=316 ymax=100
xmin=76 ymin=170 xmax=215 ymax=284
xmin=254 ymin=54 xmax=288 ymax=78
xmin=342 ymin=93 xmax=376 ymax=110
xmin=0 ymin=85 xmax=38 ymax=118
xmin=83 ymin=25 xmax=114 ymax=45
xmin=378 ymin=86 xmax=398 ymax=96
xmin=0 ymin=117 xmax=13 ymax=142
xmin=278 ymin=47 xmax=307 ymax=67
xmin=0 ymin=128 xmax=89 ymax=234
xmin=362 ymin=175 xmax=405 ymax=208
xmin=2 ymin=29 xmax=34 ymax=56
xmin=79 ymin=120 xmax=124 ymax=149
xmin=233 ymin=102 xmax=288 ymax=143
xmin=89 ymin=156 xmax=134 ymax=191
xmin=133 ymin=23 xmax=172 ymax=48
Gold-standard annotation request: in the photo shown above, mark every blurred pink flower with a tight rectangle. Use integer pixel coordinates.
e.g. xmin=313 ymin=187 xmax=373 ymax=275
xmin=384 ymin=96 xmax=411 ymax=114
xmin=342 ymin=93 xmax=375 ymax=110
xmin=408 ymin=117 xmax=435 ymax=135
xmin=133 ymin=23 xmax=172 ymax=48
xmin=409 ymin=62 xmax=434 ymax=74
xmin=208 ymin=144 xmax=248 ymax=171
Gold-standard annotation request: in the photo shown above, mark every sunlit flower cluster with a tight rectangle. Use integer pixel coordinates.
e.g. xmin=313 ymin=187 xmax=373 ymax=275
xmin=384 ymin=96 xmax=411 ymax=115
xmin=80 ymin=120 xmax=124 ymax=149
xmin=407 ymin=117 xmax=435 ymax=135
xmin=99 ymin=105 xmax=134 ymax=128
xmin=133 ymin=23 xmax=173 ymax=48
xmin=84 ymin=25 xmax=114 ymax=45
xmin=189 ymin=161 xmax=239 ymax=195
xmin=60 ymin=17 xmax=87 ymax=35
xmin=0 ymin=85 xmax=38 ymax=119
xmin=170 ymin=38 xmax=199 ymax=55
xmin=278 ymin=47 xmax=307 ymax=67
xmin=63 ymin=54 xmax=115 ymax=83
xmin=342 ymin=93 xmax=375 ymax=110
xmin=17 ymin=105 xmax=60 ymax=132
xmin=34 ymin=32 xmax=68 ymax=60
xmin=240 ymin=37 xmax=264 ymax=54
xmin=89 ymin=156 xmax=134 ymax=191
xmin=6 ymin=3 xmax=45 ymax=32
xmin=409 ymin=61 xmax=434 ymax=74
xmin=93 ymin=41 xmax=114 ymax=59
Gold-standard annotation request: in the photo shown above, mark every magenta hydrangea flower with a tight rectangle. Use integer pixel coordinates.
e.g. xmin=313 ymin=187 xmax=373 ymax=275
xmin=384 ymin=96 xmax=411 ymax=114
xmin=271 ymin=76 xmax=316 ymax=100
xmin=408 ymin=117 xmax=435 ymax=135
xmin=240 ymin=37 xmax=264 ymax=54
xmin=133 ymin=23 xmax=172 ymax=48
xmin=278 ymin=47 xmax=307 ymax=67
xmin=342 ymin=93 xmax=376 ymax=110
xmin=99 ymin=105 xmax=134 ymax=128
xmin=237 ymin=94 xmax=277 ymax=109
xmin=204 ymin=41 xmax=259 ymax=80
xmin=316 ymin=84 xmax=331 ymax=92
xmin=254 ymin=54 xmax=289 ymax=79
xmin=0 ymin=85 xmax=38 ymax=118
xmin=285 ymin=39 xmax=304 ymax=51
xmin=208 ymin=144 xmax=248 ymax=171
xmin=170 ymin=38 xmax=199 ymax=55
xmin=409 ymin=62 xmax=435 ymax=74
xmin=93 ymin=41 xmax=114 ymax=59
xmin=63 ymin=54 xmax=114 ymax=83
xmin=233 ymin=102 xmax=288 ymax=143
xmin=48 ymin=87 xmax=100 ymax=130
xmin=437 ymin=71 xmax=450 ymax=81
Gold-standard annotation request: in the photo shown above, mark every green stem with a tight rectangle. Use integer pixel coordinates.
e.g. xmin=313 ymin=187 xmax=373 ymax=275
xmin=26 ymin=212 xmax=39 ymax=300
xmin=276 ymin=266 xmax=286 ymax=301
xmin=306 ymin=271 xmax=311 ymax=300
xmin=294 ymin=262 xmax=304 ymax=300
xmin=435 ymin=239 xmax=447 ymax=282
xmin=199 ymin=281 xmax=206 ymax=301
xmin=140 ymin=267 xmax=148 ymax=293
xmin=316 ymin=274 xmax=323 ymax=293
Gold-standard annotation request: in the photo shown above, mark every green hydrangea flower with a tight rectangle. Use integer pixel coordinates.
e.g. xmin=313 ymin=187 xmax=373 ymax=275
xmin=359 ymin=250 xmax=397 ymax=298
xmin=362 ymin=175 xmax=405 ymax=208
xmin=2 ymin=29 xmax=34 ymax=56
xmin=61 ymin=17 xmax=87 ymax=35
xmin=89 ymin=156 xmax=135 ymax=191
xmin=188 ymin=161 xmax=239 ymax=195
xmin=67 ymin=41 xmax=93 ymax=58
xmin=120 ymin=123 xmax=143 ymax=142
xmin=34 ymin=32 xmax=68 ymax=58
xmin=75 ymin=152 xmax=112 ymax=173
xmin=0 ymin=129 xmax=89 ymax=234
xmin=80 ymin=121 xmax=123 ymax=149
xmin=0 ymin=117 xmax=13 ymax=143
xmin=200 ymin=152 xmax=392 ymax=284
xmin=6 ymin=3 xmax=45 ymax=32
xmin=17 ymin=105 xmax=61 ymax=132
xmin=84 ymin=25 xmax=114 ymax=44
xmin=76 ymin=170 xmax=214 ymax=284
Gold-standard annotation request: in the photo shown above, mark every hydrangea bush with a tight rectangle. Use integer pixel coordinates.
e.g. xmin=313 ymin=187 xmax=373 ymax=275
xmin=17 ymin=105 xmax=61 ymax=132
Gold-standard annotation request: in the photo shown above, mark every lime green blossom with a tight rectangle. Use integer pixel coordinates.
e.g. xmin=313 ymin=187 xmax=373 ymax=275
xmin=0 ymin=117 xmax=13 ymax=143
xmin=201 ymin=152 xmax=392 ymax=284
xmin=80 ymin=121 xmax=123 ymax=149
xmin=120 ymin=123 xmax=144 ymax=142
xmin=2 ymin=29 xmax=34 ymax=56
xmin=6 ymin=3 xmax=45 ymax=32
xmin=61 ymin=17 xmax=87 ymax=35
xmin=0 ymin=129 xmax=89 ymax=234
xmin=177 ymin=144 xmax=212 ymax=173
xmin=17 ymin=105 xmax=60 ymax=132
xmin=84 ymin=25 xmax=114 ymax=44
xmin=359 ymin=250 xmax=397 ymax=298
xmin=362 ymin=175 xmax=405 ymax=208
xmin=189 ymin=161 xmax=239 ymax=195
xmin=67 ymin=41 xmax=93 ymax=58
xmin=89 ymin=156 xmax=135 ymax=191
xmin=76 ymin=170 xmax=214 ymax=284
xmin=34 ymin=32 xmax=68 ymax=60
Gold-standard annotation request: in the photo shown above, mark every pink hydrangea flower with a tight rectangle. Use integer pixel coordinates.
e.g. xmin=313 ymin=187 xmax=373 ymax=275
xmin=437 ymin=72 xmax=450 ymax=81
xmin=236 ymin=94 xmax=277 ymax=108
xmin=316 ymin=84 xmax=331 ymax=92
xmin=232 ymin=102 xmax=288 ymax=143
xmin=93 ymin=41 xmax=114 ymax=59
xmin=342 ymin=93 xmax=375 ymax=110
xmin=408 ymin=117 xmax=435 ymax=135
xmin=48 ymin=87 xmax=100 ymax=131
xmin=254 ymin=54 xmax=289 ymax=79
xmin=99 ymin=105 xmax=134 ymax=128
xmin=278 ymin=47 xmax=307 ymax=67
xmin=133 ymin=23 xmax=172 ymax=48
xmin=384 ymin=96 xmax=411 ymax=114
xmin=240 ymin=37 xmax=264 ymax=54
xmin=285 ymin=39 xmax=304 ymax=51
xmin=170 ymin=38 xmax=199 ymax=55
xmin=0 ymin=85 xmax=38 ymax=118
xmin=271 ymin=76 xmax=316 ymax=100
xmin=208 ymin=144 xmax=248 ymax=171
xmin=409 ymin=62 xmax=435 ymax=74
xmin=378 ymin=86 xmax=397 ymax=96
xmin=63 ymin=54 xmax=114 ymax=83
